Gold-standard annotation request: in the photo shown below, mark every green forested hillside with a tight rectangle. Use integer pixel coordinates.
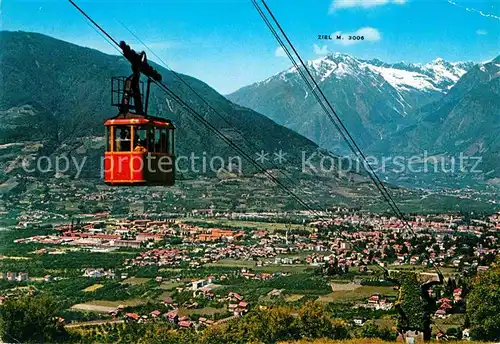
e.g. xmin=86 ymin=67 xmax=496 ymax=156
xmin=0 ymin=30 xmax=319 ymax=177
xmin=374 ymin=57 xmax=500 ymax=178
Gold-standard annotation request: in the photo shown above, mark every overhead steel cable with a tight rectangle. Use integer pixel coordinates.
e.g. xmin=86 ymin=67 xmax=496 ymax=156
xmin=254 ymin=0 xmax=444 ymax=276
xmin=258 ymin=0 xmax=410 ymax=226
xmin=116 ymin=20 xmax=331 ymax=217
xmin=148 ymin=78 xmax=324 ymax=216
xmin=67 ymin=0 xmax=325 ymax=218
xmin=68 ymin=0 xmax=119 ymax=47
xmin=249 ymin=4 xmax=421 ymax=278
xmin=250 ymin=0 xmax=404 ymax=226
xmin=250 ymin=0 xmax=402 ymax=276
xmin=260 ymin=0 xmax=415 ymax=232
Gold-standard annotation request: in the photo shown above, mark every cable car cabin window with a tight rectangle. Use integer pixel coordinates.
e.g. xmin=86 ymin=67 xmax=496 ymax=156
xmin=133 ymin=126 xmax=148 ymax=152
xmin=168 ymin=129 xmax=174 ymax=154
xmin=153 ymin=128 xmax=161 ymax=153
xmin=105 ymin=126 xmax=112 ymax=152
xmin=154 ymin=128 xmax=168 ymax=153
xmin=114 ymin=126 xmax=131 ymax=152
xmin=148 ymin=128 xmax=155 ymax=152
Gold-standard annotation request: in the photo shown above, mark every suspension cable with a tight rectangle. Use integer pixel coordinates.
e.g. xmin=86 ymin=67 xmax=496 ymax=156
xmin=253 ymin=0 xmax=444 ymax=276
xmin=116 ymin=19 xmax=331 ymax=218
xmin=67 ymin=0 xmax=325 ymax=218
xmin=251 ymin=0 xmax=405 ymax=227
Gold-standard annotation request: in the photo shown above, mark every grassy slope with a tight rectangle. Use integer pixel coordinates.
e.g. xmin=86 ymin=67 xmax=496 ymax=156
xmin=281 ymin=340 xmax=487 ymax=344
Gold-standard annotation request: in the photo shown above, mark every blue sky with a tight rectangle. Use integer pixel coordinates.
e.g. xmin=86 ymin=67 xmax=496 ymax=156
xmin=2 ymin=0 xmax=499 ymax=94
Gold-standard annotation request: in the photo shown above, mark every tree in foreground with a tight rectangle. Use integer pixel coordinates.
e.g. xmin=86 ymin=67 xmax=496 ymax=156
xmin=0 ymin=294 xmax=68 ymax=343
xmin=355 ymin=323 xmax=397 ymax=342
xmin=467 ymin=258 xmax=500 ymax=341
xmin=200 ymin=302 xmax=349 ymax=344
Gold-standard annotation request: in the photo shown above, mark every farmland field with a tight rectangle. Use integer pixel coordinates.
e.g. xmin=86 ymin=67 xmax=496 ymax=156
xmin=121 ymin=277 xmax=151 ymax=285
xmin=385 ymin=264 xmax=457 ymax=275
xmin=71 ymin=298 xmax=145 ymax=312
xmin=284 ymin=294 xmax=304 ymax=302
xmin=330 ymin=282 xmax=361 ymax=292
xmin=82 ymin=284 xmax=104 ymax=292
xmin=317 ymin=286 xmax=398 ymax=303
xmin=177 ymin=307 xmax=227 ymax=317
xmin=159 ymin=281 xmax=184 ymax=290
xmin=206 ymin=259 xmax=309 ymax=273
xmin=156 ymin=291 xmax=173 ymax=301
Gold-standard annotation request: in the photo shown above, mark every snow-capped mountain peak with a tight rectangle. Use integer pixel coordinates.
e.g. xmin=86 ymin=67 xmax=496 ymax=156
xmin=276 ymin=53 xmax=362 ymax=83
xmin=274 ymin=54 xmax=473 ymax=95
xmin=422 ymin=58 xmax=472 ymax=87
xmin=306 ymin=53 xmax=361 ymax=81
xmin=361 ymin=62 xmax=441 ymax=93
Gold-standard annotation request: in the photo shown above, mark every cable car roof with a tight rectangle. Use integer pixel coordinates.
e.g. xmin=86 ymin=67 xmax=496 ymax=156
xmin=105 ymin=114 xmax=175 ymax=129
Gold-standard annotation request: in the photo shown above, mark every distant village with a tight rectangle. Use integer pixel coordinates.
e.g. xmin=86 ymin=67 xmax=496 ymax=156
xmin=13 ymin=213 xmax=500 ymax=272
xmin=3 ymin=207 xmax=499 ymax=337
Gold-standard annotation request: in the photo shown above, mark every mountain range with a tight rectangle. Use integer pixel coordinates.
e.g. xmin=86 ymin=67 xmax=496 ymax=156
xmin=227 ymin=53 xmax=499 ymax=180
xmin=376 ymin=56 xmax=500 ymax=179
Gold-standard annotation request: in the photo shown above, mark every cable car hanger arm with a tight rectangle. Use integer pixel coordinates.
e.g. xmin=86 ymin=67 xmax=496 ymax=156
xmin=118 ymin=41 xmax=162 ymax=116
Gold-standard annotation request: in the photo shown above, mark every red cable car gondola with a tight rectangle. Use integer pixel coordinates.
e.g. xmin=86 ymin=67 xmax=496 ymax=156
xmin=104 ymin=41 xmax=175 ymax=186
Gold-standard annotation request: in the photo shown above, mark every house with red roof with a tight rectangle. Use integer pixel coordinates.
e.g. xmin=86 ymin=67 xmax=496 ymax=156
xmin=434 ymin=309 xmax=447 ymax=318
xmin=178 ymin=320 xmax=193 ymax=328
xmin=125 ymin=313 xmax=140 ymax=321
xmin=165 ymin=309 xmax=179 ymax=324
xmin=238 ymin=301 xmax=248 ymax=309
xmin=453 ymin=288 xmax=463 ymax=301
xmin=438 ymin=297 xmax=451 ymax=304
xmin=233 ymin=308 xmax=247 ymax=317
xmin=440 ymin=302 xmax=453 ymax=314
xmin=150 ymin=310 xmax=161 ymax=318
xmin=228 ymin=292 xmax=243 ymax=301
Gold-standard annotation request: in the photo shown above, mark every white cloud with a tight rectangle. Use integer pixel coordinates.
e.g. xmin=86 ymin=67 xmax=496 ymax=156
xmin=330 ymin=0 xmax=406 ymax=12
xmin=476 ymin=29 xmax=488 ymax=35
xmin=333 ymin=27 xmax=381 ymax=45
xmin=313 ymin=44 xmax=330 ymax=55
xmin=275 ymin=46 xmax=286 ymax=57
